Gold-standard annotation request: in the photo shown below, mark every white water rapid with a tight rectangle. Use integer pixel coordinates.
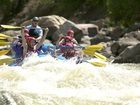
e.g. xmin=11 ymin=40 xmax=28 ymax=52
xmin=0 ymin=54 xmax=140 ymax=105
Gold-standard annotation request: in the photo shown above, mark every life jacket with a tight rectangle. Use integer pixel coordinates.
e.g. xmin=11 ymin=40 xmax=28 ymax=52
xmin=12 ymin=41 xmax=23 ymax=59
xmin=25 ymin=36 xmax=37 ymax=53
xmin=59 ymin=36 xmax=76 ymax=58
xmin=29 ymin=28 xmax=40 ymax=38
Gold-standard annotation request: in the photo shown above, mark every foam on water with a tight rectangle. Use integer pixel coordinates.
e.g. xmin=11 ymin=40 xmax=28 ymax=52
xmin=0 ymin=54 xmax=140 ymax=105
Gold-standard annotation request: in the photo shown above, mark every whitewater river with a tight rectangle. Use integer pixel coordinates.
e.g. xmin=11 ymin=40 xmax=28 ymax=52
xmin=0 ymin=54 xmax=140 ymax=105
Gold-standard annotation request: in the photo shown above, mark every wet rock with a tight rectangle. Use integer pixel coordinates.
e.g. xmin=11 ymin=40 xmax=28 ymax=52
xmin=90 ymin=34 xmax=111 ymax=45
xmin=0 ymin=91 xmax=25 ymax=105
xmin=109 ymin=26 xmax=124 ymax=40
xmin=76 ymin=23 xmax=99 ymax=37
xmin=113 ymin=43 xmax=140 ymax=63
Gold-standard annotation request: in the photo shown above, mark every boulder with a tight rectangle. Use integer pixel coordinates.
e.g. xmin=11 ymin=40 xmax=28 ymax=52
xmin=76 ymin=24 xmax=99 ymax=37
xmin=109 ymin=26 xmax=124 ymax=40
xmin=113 ymin=43 xmax=140 ymax=63
xmin=54 ymin=20 xmax=83 ymax=43
xmin=111 ymin=31 xmax=140 ymax=57
xmin=90 ymin=34 xmax=111 ymax=44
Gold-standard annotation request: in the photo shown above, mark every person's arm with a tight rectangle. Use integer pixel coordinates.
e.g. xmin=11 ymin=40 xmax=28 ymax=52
xmin=36 ymin=27 xmax=43 ymax=42
xmin=34 ymin=28 xmax=49 ymax=50
xmin=72 ymin=38 xmax=78 ymax=44
xmin=36 ymin=35 xmax=42 ymax=42
xmin=21 ymin=27 xmax=28 ymax=58
xmin=58 ymin=39 xmax=65 ymax=45
xmin=56 ymin=34 xmax=64 ymax=45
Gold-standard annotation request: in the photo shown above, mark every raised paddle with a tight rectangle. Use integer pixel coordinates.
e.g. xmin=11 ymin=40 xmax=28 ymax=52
xmin=1 ymin=25 xmax=46 ymax=30
xmin=1 ymin=25 xmax=21 ymax=29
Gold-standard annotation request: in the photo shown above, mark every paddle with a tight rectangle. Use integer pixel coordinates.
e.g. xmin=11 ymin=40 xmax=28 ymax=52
xmin=1 ymin=25 xmax=46 ymax=30
xmin=83 ymin=44 xmax=103 ymax=51
xmin=0 ymin=42 xmax=11 ymax=46
xmin=0 ymin=33 xmax=12 ymax=38
xmin=82 ymin=59 xmax=106 ymax=67
xmin=81 ymin=44 xmax=107 ymax=61
xmin=1 ymin=25 xmax=21 ymax=29
xmin=0 ymin=50 xmax=10 ymax=56
xmin=0 ymin=37 xmax=7 ymax=40
xmin=89 ymin=61 xmax=106 ymax=67
xmin=94 ymin=52 xmax=107 ymax=61
xmin=0 ymin=56 xmax=15 ymax=65
xmin=83 ymin=50 xmax=107 ymax=61
xmin=58 ymin=44 xmax=103 ymax=52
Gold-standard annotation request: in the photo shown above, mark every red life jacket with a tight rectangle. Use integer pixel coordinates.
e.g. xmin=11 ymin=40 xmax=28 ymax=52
xmin=25 ymin=36 xmax=36 ymax=52
xmin=23 ymin=29 xmax=37 ymax=56
xmin=60 ymin=36 xmax=76 ymax=58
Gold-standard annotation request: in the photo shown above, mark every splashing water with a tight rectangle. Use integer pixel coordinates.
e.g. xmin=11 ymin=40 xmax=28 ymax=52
xmin=0 ymin=54 xmax=140 ymax=105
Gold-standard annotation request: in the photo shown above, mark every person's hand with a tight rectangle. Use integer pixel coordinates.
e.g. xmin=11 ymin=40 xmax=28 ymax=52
xmin=35 ymin=38 xmax=40 ymax=42
xmin=21 ymin=26 xmax=26 ymax=30
xmin=44 ymin=28 xmax=49 ymax=33
xmin=34 ymin=44 xmax=37 ymax=51
xmin=21 ymin=26 xmax=25 ymax=33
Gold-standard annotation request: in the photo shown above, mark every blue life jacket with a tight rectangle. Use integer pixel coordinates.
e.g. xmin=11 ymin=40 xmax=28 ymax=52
xmin=12 ymin=42 xmax=23 ymax=59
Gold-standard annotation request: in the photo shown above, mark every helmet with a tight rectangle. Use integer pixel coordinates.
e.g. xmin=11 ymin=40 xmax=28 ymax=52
xmin=24 ymin=29 xmax=29 ymax=33
xmin=67 ymin=29 xmax=74 ymax=34
xmin=67 ymin=29 xmax=74 ymax=37
xmin=32 ymin=17 xmax=39 ymax=21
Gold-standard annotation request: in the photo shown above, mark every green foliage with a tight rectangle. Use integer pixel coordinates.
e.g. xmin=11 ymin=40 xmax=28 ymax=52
xmin=107 ymin=0 xmax=140 ymax=26
xmin=0 ymin=0 xmax=10 ymax=5
xmin=54 ymin=0 xmax=86 ymax=17
xmin=85 ymin=0 xmax=107 ymax=7
xmin=0 ymin=0 xmax=29 ymax=23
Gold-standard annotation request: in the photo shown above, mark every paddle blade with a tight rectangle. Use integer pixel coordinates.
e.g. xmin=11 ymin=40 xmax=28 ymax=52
xmin=82 ymin=50 xmax=95 ymax=56
xmin=94 ymin=52 xmax=107 ymax=61
xmin=0 ymin=37 xmax=7 ymax=40
xmin=0 ymin=33 xmax=11 ymax=38
xmin=0 ymin=50 xmax=10 ymax=56
xmin=0 ymin=42 xmax=11 ymax=46
xmin=82 ymin=49 xmax=107 ymax=61
xmin=90 ymin=61 xmax=106 ymax=67
xmin=0 ymin=39 xmax=8 ymax=43
xmin=85 ymin=44 xmax=104 ymax=51
xmin=1 ymin=25 xmax=21 ymax=29
xmin=0 ymin=56 xmax=15 ymax=65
